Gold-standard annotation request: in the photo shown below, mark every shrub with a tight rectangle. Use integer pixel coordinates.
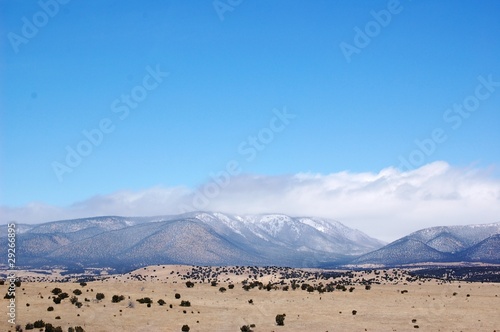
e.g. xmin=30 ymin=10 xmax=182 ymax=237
xmin=275 ymin=314 xmax=286 ymax=326
xmin=185 ymin=281 xmax=194 ymax=288
xmin=219 ymin=287 xmax=227 ymax=293
xmin=180 ymin=300 xmax=191 ymax=307
xmin=47 ymin=306 xmax=54 ymax=311
xmin=53 ymin=297 xmax=61 ymax=304
xmin=74 ymin=327 xmax=85 ymax=332
xmin=365 ymin=285 xmax=371 ymax=290
xmin=96 ymin=293 xmax=105 ymax=300
xmin=79 ymin=282 xmax=87 ymax=287
xmin=73 ymin=289 xmax=82 ymax=295
xmin=248 ymin=299 xmax=253 ymax=304
xmin=59 ymin=292 xmax=69 ymax=300
xmin=181 ymin=325 xmax=190 ymax=332
xmin=68 ymin=328 xmax=75 ymax=332
xmin=33 ymin=320 xmax=45 ymax=328
xmin=45 ymin=323 xmax=55 ymax=332
xmin=349 ymin=287 xmax=355 ymax=292
xmin=137 ymin=297 xmax=153 ymax=304
xmin=175 ymin=293 xmax=181 ymax=299
xmin=228 ymin=284 xmax=235 ymax=289
xmin=70 ymin=296 xmax=78 ymax=305
xmin=211 ymin=281 xmax=217 ymax=287
xmin=352 ymin=310 xmax=357 ymax=315
xmin=112 ymin=295 xmax=125 ymax=303
xmin=51 ymin=288 xmax=62 ymax=295
xmin=25 ymin=323 xmax=34 ymax=330
xmin=4 ymin=292 xmax=14 ymax=299
xmin=240 ymin=325 xmax=253 ymax=331
xmin=158 ymin=299 xmax=166 ymax=306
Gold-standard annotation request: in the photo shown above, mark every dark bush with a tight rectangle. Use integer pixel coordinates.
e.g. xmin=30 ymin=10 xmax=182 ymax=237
xmin=158 ymin=299 xmax=166 ymax=306
xmin=365 ymin=285 xmax=371 ymax=290
xmin=96 ymin=293 xmax=105 ymax=300
xmin=181 ymin=325 xmax=190 ymax=331
xmin=4 ymin=292 xmax=14 ymax=299
xmin=53 ymin=297 xmax=61 ymax=304
xmin=240 ymin=325 xmax=253 ymax=331
xmin=352 ymin=310 xmax=357 ymax=315
xmin=79 ymin=282 xmax=87 ymax=287
xmin=136 ymin=297 xmax=153 ymax=304
xmin=112 ymin=295 xmax=125 ymax=303
xmin=59 ymin=292 xmax=69 ymax=300
xmin=175 ymin=293 xmax=181 ymax=299
xmin=219 ymin=287 xmax=227 ymax=293
xmin=185 ymin=281 xmax=194 ymax=288
xmin=47 ymin=306 xmax=54 ymax=311
xmin=73 ymin=289 xmax=82 ymax=295
xmin=275 ymin=313 xmax=286 ymax=326
xmin=25 ymin=323 xmax=34 ymax=330
xmin=228 ymin=284 xmax=234 ymax=289
xmin=180 ymin=300 xmax=191 ymax=307
xmin=211 ymin=281 xmax=217 ymax=287
xmin=70 ymin=296 xmax=78 ymax=305
xmin=51 ymin=288 xmax=62 ymax=295
xmin=74 ymin=327 xmax=85 ymax=332
xmin=33 ymin=320 xmax=45 ymax=328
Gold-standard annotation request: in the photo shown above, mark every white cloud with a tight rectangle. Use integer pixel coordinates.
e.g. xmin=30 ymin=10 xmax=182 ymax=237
xmin=1 ymin=161 xmax=499 ymax=242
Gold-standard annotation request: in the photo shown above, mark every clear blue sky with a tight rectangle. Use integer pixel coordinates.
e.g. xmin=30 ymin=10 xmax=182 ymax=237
xmin=1 ymin=0 xmax=499 ymax=213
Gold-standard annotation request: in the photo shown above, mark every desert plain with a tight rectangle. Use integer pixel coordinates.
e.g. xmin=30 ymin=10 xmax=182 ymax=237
xmin=2 ymin=265 xmax=500 ymax=332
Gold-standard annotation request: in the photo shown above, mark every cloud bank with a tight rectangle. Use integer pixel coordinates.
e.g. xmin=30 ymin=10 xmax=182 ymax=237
xmin=2 ymin=161 xmax=499 ymax=241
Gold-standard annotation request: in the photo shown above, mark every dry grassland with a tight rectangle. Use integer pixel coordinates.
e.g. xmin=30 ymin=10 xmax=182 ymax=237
xmin=2 ymin=265 xmax=500 ymax=332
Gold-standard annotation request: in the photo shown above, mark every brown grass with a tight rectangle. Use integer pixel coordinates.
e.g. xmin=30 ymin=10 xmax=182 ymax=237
xmin=2 ymin=265 xmax=500 ymax=332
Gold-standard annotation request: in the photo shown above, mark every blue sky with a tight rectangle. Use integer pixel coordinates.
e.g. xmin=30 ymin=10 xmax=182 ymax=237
xmin=1 ymin=0 xmax=500 ymax=240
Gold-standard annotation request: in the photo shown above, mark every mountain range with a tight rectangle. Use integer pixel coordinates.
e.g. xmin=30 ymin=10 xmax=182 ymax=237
xmin=0 ymin=212 xmax=384 ymax=269
xmin=1 ymin=212 xmax=499 ymax=270
xmin=351 ymin=222 xmax=500 ymax=266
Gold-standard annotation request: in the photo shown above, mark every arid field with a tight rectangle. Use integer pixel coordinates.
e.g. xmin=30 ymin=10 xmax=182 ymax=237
xmin=2 ymin=265 xmax=500 ymax=332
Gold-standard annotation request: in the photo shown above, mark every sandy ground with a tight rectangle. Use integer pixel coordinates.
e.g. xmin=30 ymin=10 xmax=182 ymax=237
xmin=2 ymin=265 xmax=500 ymax=332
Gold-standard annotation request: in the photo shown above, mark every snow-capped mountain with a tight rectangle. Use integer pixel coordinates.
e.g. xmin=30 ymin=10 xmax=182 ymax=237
xmin=0 ymin=212 xmax=384 ymax=269
xmin=351 ymin=222 xmax=500 ymax=266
